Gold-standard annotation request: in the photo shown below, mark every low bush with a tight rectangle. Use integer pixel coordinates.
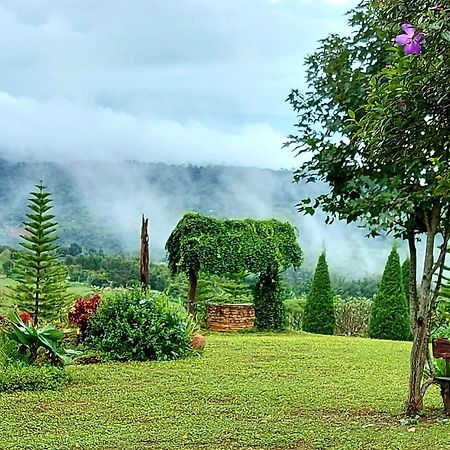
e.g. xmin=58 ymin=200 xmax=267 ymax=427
xmin=68 ymin=293 xmax=101 ymax=340
xmin=284 ymin=296 xmax=372 ymax=336
xmin=0 ymin=363 xmax=69 ymax=392
xmin=284 ymin=296 xmax=307 ymax=330
xmin=87 ymin=288 xmax=196 ymax=361
xmin=334 ymin=296 xmax=372 ymax=337
xmin=0 ymin=331 xmax=69 ymax=392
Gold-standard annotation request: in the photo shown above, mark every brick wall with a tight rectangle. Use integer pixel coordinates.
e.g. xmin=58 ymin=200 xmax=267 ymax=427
xmin=206 ymin=303 xmax=255 ymax=332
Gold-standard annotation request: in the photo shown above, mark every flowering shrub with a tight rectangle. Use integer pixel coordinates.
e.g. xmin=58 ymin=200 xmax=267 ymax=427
xmin=395 ymin=23 xmax=425 ymax=55
xmin=68 ymin=293 xmax=101 ymax=340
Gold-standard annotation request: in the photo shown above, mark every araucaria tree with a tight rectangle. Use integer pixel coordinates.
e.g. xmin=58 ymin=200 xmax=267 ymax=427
xmin=303 ymin=253 xmax=335 ymax=335
xmin=286 ymin=1 xmax=450 ymax=414
xmin=12 ymin=182 xmax=68 ymax=325
xmin=369 ymin=248 xmax=410 ymax=341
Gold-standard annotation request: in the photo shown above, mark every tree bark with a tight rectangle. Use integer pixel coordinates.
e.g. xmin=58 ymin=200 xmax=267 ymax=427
xmin=140 ymin=215 xmax=149 ymax=290
xmin=406 ymin=209 xmax=439 ymax=415
xmin=187 ymin=267 xmax=198 ymax=315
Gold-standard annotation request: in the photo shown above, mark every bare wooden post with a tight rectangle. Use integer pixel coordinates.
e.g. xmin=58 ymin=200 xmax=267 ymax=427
xmin=140 ymin=215 xmax=149 ymax=290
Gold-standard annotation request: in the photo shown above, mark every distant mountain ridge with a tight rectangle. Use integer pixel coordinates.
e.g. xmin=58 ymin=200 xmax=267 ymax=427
xmin=0 ymin=159 xmax=392 ymax=277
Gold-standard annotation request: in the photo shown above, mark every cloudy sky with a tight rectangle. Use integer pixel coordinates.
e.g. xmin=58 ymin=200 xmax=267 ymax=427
xmin=0 ymin=0 xmax=355 ymax=169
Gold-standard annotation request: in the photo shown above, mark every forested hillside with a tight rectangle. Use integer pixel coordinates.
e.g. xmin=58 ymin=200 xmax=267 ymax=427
xmin=0 ymin=159 xmax=390 ymax=276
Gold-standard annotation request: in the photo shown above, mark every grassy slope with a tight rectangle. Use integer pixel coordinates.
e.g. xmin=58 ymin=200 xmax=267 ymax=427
xmin=0 ymin=333 xmax=449 ymax=450
xmin=0 ymin=277 xmax=93 ymax=315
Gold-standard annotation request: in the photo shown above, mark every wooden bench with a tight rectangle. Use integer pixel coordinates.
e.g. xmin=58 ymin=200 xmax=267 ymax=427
xmin=432 ymin=338 xmax=450 ymax=415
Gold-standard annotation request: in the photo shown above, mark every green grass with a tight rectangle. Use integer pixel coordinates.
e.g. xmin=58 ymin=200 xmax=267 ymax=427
xmin=0 ymin=277 xmax=93 ymax=316
xmin=0 ymin=277 xmax=17 ymax=313
xmin=0 ymin=332 xmax=449 ymax=449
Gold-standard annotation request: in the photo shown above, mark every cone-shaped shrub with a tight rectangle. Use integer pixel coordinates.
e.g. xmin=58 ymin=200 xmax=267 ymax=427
xmin=402 ymin=258 xmax=410 ymax=305
xmin=369 ymin=248 xmax=409 ymax=341
xmin=303 ymin=253 xmax=335 ymax=335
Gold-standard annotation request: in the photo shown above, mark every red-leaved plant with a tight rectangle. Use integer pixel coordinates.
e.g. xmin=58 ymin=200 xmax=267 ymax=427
xmin=68 ymin=293 xmax=101 ymax=340
xmin=19 ymin=311 xmax=33 ymax=326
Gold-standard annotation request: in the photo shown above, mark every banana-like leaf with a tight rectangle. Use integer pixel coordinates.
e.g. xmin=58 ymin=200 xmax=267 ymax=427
xmin=6 ymin=309 xmax=81 ymax=364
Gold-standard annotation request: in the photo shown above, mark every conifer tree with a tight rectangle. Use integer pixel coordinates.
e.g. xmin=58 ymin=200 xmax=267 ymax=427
xmin=12 ymin=182 xmax=69 ymax=325
xmin=402 ymin=258 xmax=411 ymax=306
xmin=303 ymin=253 xmax=335 ymax=335
xmin=369 ymin=248 xmax=409 ymax=341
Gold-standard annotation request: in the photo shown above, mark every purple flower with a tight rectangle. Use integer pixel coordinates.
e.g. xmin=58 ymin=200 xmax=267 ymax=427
xmin=395 ymin=23 xmax=425 ymax=55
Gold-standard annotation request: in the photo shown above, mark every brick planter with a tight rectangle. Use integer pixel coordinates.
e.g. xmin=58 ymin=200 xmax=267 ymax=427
xmin=206 ymin=303 xmax=255 ymax=332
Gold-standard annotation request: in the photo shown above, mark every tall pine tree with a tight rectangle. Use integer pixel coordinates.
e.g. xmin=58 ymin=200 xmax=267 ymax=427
xmin=303 ymin=253 xmax=335 ymax=335
xmin=12 ymin=182 xmax=68 ymax=325
xmin=369 ymin=248 xmax=409 ymax=341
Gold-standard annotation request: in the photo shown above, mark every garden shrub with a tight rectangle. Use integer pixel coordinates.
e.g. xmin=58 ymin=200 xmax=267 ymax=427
xmin=0 ymin=331 xmax=69 ymax=392
xmin=369 ymin=247 xmax=410 ymax=341
xmin=303 ymin=253 xmax=336 ymax=335
xmin=254 ymin=267 xmax=284 ymax=330
xmin=284 ymin=295 xmax=306 ymax=330
xmin=68 ymin=293 xmax=101 ymax=340
xmin=0 ymin=363 xmax=69 ymax=392
xmin=87 ymin=288 xmax=195 ymax=361
xmin=334 ymin=296 xmax=372 ymax=337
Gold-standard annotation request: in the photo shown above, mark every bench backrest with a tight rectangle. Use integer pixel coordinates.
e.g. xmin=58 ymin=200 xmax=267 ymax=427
xmin=432 ymin=338 xmax=450 ymax=376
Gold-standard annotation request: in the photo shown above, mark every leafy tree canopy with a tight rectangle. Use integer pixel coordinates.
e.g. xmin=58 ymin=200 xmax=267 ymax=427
xmin=286 ymin=0 xmax=449 ymax=239
xmin=166 ymin=212 xmax=303 ymax=276
xmin=286 ymin=0 xmax=449 ymax=415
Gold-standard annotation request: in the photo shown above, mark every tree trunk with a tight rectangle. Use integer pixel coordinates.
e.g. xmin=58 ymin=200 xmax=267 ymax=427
xmin=140 ymin=215 xmax=149 ymax=290
xmin=406 ymin=215 xmax=438 ymax=415
xmin=187 ymin=267 xmax=197 ymax=315
xmin=34 ymin=274 xmax=40 ymax=327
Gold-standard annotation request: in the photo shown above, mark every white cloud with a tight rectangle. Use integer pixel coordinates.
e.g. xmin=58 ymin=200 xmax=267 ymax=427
xmin=323 ymin=0 xmax=353 ymax=4
xmin=0 ymin=91 xmax=296 ymax=169
xmin=0 ymin=0 xmax=354 ymax=168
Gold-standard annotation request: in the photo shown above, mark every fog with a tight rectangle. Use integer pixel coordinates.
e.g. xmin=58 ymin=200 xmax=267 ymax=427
xmin=0 ymin=159 xmax=404 ymax=279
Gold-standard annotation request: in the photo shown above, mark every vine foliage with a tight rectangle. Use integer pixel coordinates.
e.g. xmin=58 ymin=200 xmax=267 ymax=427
xmin=166 ymin=212 xmax=303 ymax=329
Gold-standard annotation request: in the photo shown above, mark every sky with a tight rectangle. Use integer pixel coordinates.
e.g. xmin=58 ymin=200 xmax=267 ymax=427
xmin=0 ymin=0 xmax=356 ymax=169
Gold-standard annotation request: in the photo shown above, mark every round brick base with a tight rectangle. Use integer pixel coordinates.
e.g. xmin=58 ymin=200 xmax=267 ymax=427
xmin=206 ymin=303 xmax=255 ymax=332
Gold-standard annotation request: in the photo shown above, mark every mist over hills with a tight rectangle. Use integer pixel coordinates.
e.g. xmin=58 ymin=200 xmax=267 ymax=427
xmin=0 ymin=159 xmax=394 ymax=278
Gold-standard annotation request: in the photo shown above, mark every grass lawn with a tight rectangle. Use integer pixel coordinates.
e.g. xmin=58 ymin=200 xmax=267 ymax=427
xmin=1 ymin=332 xmax=449 ymax=450
xmin=0 ymin=277 xmax=94 ymax=315
xmin=0 ymin=277 xmax=17 ymax=313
